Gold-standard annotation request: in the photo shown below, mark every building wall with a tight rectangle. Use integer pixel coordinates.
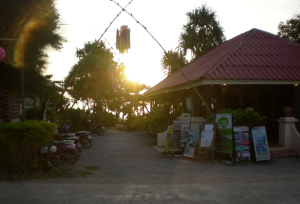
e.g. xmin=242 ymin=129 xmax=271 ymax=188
xmin=0 ymin=86 xmax=20 ymax=123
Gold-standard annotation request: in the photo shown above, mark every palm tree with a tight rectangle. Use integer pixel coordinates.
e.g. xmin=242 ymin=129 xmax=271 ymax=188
xmin=179 ymin=5 xmax=225 ymax=59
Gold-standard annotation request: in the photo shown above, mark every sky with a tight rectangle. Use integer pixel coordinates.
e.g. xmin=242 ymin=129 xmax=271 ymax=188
xmin=46 ymin=0 xmax=300 ymax=88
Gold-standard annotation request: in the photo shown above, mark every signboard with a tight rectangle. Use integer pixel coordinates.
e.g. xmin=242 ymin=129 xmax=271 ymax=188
xmin=183 ymin=131 xmax=198 ymax=158
xmin=233 ymin=126 xmax=251 ymax=162
xmin=252 ymin=126 xmax=270 ymax=161
xmin=181 ymin=113 xmax=191 ymax=147
xmin=165 ymin=126 xmax=174 ymax=152
xmin=173 ymin=120 xmax=183 ymax=151
xmin=181 ymin=113 xmax=191 ymax=131
xmin=216 ymin=113 xmax=233 ymax=153
xmin=199 ymin=123 xmax=216 ymax=149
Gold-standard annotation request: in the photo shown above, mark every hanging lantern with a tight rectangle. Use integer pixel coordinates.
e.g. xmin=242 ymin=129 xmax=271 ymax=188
xmin=116 ymin=25 xmax=130 ymax=54
xmin=0 ymin=47 xmax=6 ymax=62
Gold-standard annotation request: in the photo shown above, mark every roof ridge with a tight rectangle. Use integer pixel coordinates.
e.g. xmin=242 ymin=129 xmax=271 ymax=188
xmin=204 ymin=29 xmax=257 ymax=78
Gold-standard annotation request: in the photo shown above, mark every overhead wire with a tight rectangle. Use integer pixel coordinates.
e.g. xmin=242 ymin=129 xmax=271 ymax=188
xmin=110 ymin=0 xmax=235 ymax=165
xmin=47 ymin=0 xmax=134 ymax=119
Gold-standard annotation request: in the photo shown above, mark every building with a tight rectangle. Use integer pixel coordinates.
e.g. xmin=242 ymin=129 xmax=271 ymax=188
xmin=144 ymin=28 xmax=300 ymax=145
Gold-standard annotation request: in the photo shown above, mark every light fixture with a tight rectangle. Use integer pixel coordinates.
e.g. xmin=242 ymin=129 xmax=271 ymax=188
xmin=221 ymin=84 xmax=227 ymax=88
xmin=294 ymin=84 xmax=298 ymax=87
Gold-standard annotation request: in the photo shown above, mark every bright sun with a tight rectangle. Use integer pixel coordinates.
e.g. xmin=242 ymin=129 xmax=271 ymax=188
xmin=125 ymin=66 xmax=140 ymax=82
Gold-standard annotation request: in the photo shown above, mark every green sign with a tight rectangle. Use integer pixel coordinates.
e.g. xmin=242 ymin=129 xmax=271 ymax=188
xmin=218 ymin=117 xmax=229 ymax=128
xmin=216 ymin=113 xmax=233 ymax=153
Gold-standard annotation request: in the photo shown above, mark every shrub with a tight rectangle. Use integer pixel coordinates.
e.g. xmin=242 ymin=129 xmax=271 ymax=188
xmin=207 ymin=109 xmax=267 ymax=129
xmin=102 ymin=112 xmax=116 ymax=127
xmin=0 ymin=120 xmax=56 ymax=175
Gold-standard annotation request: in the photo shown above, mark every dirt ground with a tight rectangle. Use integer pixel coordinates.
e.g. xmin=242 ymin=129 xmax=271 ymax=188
xmin=54 ymin=125 xmax=300 ymax=185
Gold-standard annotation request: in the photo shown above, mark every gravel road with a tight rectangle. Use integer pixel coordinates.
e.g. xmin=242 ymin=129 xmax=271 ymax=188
xmin=1 ymin=125 xmax=300 ymax=203
xmin=59 ymin=125 xmax=300 ymax=185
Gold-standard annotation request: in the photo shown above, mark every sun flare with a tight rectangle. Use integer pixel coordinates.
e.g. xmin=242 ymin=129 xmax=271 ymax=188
xmin=125 ymin=67 xmax=140 ymax=82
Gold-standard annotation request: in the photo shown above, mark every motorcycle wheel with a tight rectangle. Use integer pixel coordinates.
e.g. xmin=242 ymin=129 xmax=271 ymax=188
xmin=99 ymin=129 xmax=105 ymax=136
xmin=66 ymin=151 xmax=78 ymax=164
xmin=81 ymin=137 xmax=92 ymax=148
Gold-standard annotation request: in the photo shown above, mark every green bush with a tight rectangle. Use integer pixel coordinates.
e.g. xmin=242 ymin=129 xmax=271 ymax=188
xmin=57 ymin=108 xmax=88 ymax=132
xmin=101 ymin=112 xmax=116 ymax=127
xmin=126 ymin=114 xmax=144 ymax=131
xmin=0 ymin=120 xmax=56 ymax=175
xmin=207 ymin=109 xmax=266 ymax=128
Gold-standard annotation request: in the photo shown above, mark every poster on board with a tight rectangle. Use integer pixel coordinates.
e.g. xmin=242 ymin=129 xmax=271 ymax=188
xmin=252 ymin=126 xmax=270 ymax=161
xmin=181 ymin=113 xmax=191 ymax=131
xmin=199 ymin=123 xmax=216 ymax=150
xmin=216 ymin=113 xmax=233 ymax=153
xmin=173 ymin=120 xmax=183 ymax=151
xmin=165 ymin=126 xmax=174 ymax=152
xmin=183 ymin=131 xmax=198 ymax=158
xmin=181 ymin=113 xmax=191 ymax=147
xmin=233 ymin=126 xmax=251 ymax=162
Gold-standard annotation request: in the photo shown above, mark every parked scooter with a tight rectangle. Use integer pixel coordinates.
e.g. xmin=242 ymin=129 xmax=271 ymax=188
xmin=53 ymin=133 xmax=83 ymax=153
xmin=61 ymin=122 xmax=93 ymax=148
xmin=74 ymin=131 xmax=92 ymax=148
xmin=50 ymin=140 xmax=80 ymax=163
xmin=91 ymin=123 xmax=105 ymax=136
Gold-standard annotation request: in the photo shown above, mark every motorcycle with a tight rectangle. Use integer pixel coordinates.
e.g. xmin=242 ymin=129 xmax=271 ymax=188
xmin=91 ymin=123 xmax=105 ymax=136
xmin=51 ymin=140 xmax=80 ymax=164
xmin=53 ymin=133 xmax=83 ymax=153
xmin=74 ymin=131 xmax=92 ymax=148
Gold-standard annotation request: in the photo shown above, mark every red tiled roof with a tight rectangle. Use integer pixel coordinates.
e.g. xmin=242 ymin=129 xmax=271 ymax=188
xmin=145 ymin=28 xmax=300 ymax=95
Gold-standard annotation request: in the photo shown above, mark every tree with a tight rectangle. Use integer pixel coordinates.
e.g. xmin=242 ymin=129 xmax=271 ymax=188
xmin=278 ymin=13 xmax=300 ymax=43
xmin=161 ymin=49 xmax=187 ymax=77
xmin=0 ymin=0 xmax=65 ymax=115
xmin=65 ymin=40 xmax=114 ymax=103
xmin=179 ymin=4 xmax=225 ymax=59
xmin=65 ymin=41 xmax=148 ymax=124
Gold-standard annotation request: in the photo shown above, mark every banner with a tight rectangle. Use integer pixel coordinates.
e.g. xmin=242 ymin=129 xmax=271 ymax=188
xmin=165 ymin=126 xmax=174 ymax=152
xmin=173 ymin=120 xmax=183 ymax=151
xmin=233 ymin=126 xmax=251 ymax=162
xmin=216 ymin=113 xmax=233 ymax=153
xmin=252 ymin=126 xmax=270 ymax=161
xmin=183 ymin=131 xmax=198 ymax=158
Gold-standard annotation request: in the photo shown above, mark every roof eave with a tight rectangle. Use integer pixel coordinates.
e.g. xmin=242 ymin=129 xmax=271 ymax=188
xmin=143 ymin=79 xmax=300 ymax=97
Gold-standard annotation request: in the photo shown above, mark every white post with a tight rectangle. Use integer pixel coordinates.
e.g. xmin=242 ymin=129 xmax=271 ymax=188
xmin=277 ymin=117 xmax=299 ymax=148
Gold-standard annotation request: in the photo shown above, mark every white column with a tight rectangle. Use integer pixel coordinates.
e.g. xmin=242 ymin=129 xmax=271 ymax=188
xmin=277 ymin=117 xmax=299 ymax=148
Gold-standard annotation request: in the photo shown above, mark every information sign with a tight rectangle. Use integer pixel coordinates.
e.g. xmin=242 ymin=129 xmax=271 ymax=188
xmin=216 ymin=113 xmax=233 ymax=153
xmin=183 ymin=131 xmax=198 ymax=158
xmin=181 ymin=113 xmax=191 ymax=147
xmin=252 ymin=126 xmax=270 ymax=161
xmin=173 ymin=120 xmax=183 ymax=151
xmin=233 ymin=126 xmax=251 ymax=162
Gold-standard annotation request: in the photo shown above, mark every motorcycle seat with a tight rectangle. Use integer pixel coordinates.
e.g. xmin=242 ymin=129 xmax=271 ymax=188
xmin=51 ymin=140 xmax=73 ymax=146
xmin=75 ymin=131 xmax=90 ymax=136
